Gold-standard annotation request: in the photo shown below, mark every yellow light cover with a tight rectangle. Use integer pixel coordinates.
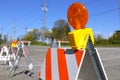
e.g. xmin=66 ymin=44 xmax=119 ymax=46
xmin=68 ymin=28 xmax=94 ymax=50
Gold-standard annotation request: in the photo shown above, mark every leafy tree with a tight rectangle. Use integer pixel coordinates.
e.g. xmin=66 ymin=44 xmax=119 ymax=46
xmin=95 ymin=34 xmax=108 ymax=45
xmin=33 ymin=28 xmax=41 ymax=40
xmin=24 ymin=31 xmax=33 ymax=41
xmin=0 ymin=34 xmax=3 ymax=44
xmin=95 ymin=34 xmax=103 ymax=44
xmin=52 ymin=19 xmax=71 ymax=41
xmin=22 ymin=28 xmax=40 ymax=41
xmin=108 ymin=30 xmax=120 ymax=44
xmin=95 ymin=30 xmax=120 ymax=45
xmin=40 ymin=26 xmax=49 ymax=41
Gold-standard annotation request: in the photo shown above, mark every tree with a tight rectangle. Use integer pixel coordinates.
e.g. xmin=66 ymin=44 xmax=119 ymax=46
xmin=108 ymin=30 xmax=120 ymax=44
xmin=40 ymin=26 xmax=49 ymax=41
xmin=32 ymin=28 xmax=41 ymax=40
xmin=52 ymin=19 xmax=71 ymax=41
xmin=22 ymin=28 xmax=40 ymax=41
xmin=0 ymin=34 xmax=3 ymax=44
xmin=24 ymin=31 xmax=33 ymax=41
xmin=95 ymin=34 xmax=108 ymax=45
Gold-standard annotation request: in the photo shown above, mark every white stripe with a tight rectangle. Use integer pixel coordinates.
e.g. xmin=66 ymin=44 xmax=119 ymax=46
xmin=65 ymin=49 xmax=78 ymax=80
xmin=15 ymin=58 xmax=19 ymax=65
xmin=75 ymin=50 xmax=86 ymax=80
xmin=51 ymin=48 xmax=59 ymax=80
xmin=28 ymin=63 xmax=33 ymax=70
xmin=95 ymin=48 xmax=108 ymax=80
xmin=40 ymin=57 xmax=46 ymax=80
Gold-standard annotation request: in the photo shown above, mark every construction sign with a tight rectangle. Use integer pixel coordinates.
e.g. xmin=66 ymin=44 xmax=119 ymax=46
xmin=39 ymin=48 xmax=84 ymax=80
xmin=38 ymin=45 xmax=108 ymax=80
xmin=38 ymin=2 xmax=108 ymax=80
xmin=9 ymin=41 xmax=34 ymax=78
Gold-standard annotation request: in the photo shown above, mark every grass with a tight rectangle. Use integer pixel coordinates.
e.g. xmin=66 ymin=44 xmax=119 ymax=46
xmin=31 ymin=42 xmax=50 ymax=46
xmin=94 ymin=44 xmax=120 ymax=47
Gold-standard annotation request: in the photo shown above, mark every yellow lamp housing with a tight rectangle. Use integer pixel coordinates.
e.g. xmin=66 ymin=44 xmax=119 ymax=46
xmin=68 ymin=28 xmax=94 ymax=50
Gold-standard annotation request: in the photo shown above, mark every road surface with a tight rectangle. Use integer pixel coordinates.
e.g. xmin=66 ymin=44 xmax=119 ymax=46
xmin=0 ymin=46 xmax=120 ymax=80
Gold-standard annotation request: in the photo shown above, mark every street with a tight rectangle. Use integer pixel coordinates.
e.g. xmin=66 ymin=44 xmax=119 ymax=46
xmin=0 ymin=46 xmax=120 ymax=80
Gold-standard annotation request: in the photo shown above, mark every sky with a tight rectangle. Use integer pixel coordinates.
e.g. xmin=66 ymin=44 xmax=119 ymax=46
xmin=0 ymin=0 xmax=119 ymax=40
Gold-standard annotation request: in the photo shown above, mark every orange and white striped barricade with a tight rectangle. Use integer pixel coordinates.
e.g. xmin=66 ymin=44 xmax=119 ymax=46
xmin=9 ymin=42 xmax=34 ymax=78
xmin=38 ymin=46 xmax=108 ymax=80
xmin=5 ymin=40 xmax=19 ymax=69
xmin=38 ymin=48 xmax=85 ymax=80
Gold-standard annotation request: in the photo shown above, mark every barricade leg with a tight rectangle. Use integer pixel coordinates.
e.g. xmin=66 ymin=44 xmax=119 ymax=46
xmin=22 ymin=47 xmax=34 ymax=77
xmin=8 ymin=48 xmax=22 ymax=77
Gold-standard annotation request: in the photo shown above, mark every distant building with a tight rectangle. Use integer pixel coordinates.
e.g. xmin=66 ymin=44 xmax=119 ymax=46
xmin=4 ymin=35 xmax=8 ymax=42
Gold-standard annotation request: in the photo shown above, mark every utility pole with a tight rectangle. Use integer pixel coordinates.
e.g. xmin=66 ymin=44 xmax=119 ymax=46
xmin=118 ymin=0 xmax=120 ymax=26
xmin=41 ymin=0 xmax=48 ymax=41
xmin=13 ymin=20 xmax=16 ymax=40
xmin=42 ymin=0 xmax=48 ymax=28
xmin=25 ymin=26 xmax=27 ymax=41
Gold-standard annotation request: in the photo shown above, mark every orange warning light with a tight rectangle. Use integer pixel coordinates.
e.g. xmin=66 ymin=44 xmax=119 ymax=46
xmin=67 ymin=2 xmax=88 ymax=30
xmin=12 ymin=40 xmax=18 ymax=44
xmin=12 ymin=40 xmax=18 ymax=47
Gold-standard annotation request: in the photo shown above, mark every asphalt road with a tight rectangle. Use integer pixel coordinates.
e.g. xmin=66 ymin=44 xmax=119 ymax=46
xmin=0 ymin=46 xmax=120 ymax=80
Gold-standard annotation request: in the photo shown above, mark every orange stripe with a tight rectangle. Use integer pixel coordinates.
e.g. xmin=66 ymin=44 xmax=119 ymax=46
xmin=46 ymin=48 xmax=52 ymax=80
xmin=57 ymin=49 xmax=69 ymax=80
xmin=75 ymin=50 xmax=84 ymax=67
xmin=38 ymin=71 xmax=41 ymax=78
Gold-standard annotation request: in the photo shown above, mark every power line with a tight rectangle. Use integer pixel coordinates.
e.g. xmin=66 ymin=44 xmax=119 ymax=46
xmin=90 ymin=8 xmax=119 ymax=17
